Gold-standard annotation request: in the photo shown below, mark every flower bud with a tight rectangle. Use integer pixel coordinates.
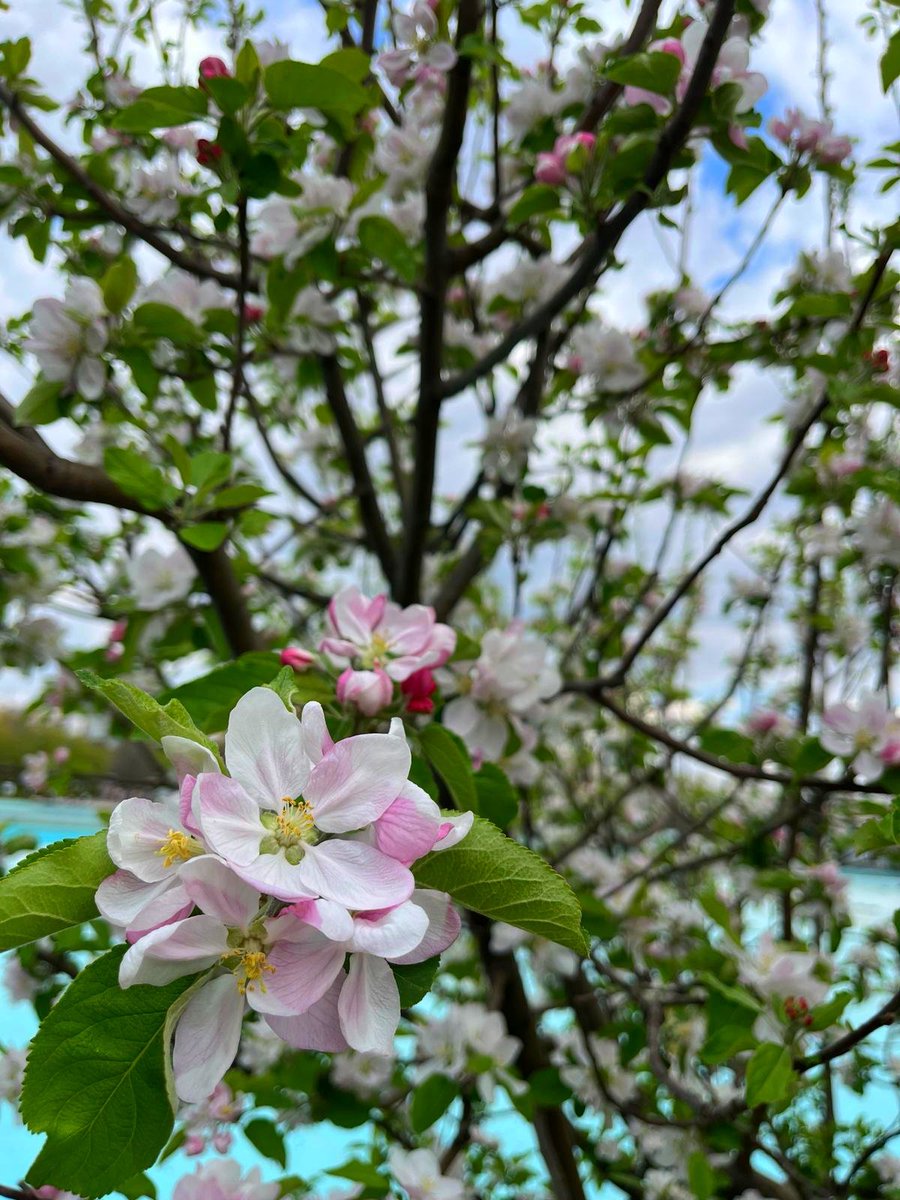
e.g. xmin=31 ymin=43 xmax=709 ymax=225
xmin=196 ymin=138 xmax=223 ymax=167
xmin=199 ymin=56 xmax=230 ymax=82
xmin=401 ymin=667 xmax=436 ymax=714
xmin=280 ymin=646 xmax=315 ymax=671
xmin=336 ymin=666 xmax=393 ymax=715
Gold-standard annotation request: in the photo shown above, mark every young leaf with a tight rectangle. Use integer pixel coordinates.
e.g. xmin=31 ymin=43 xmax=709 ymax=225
xmin=474 ymin=763 xmax=518 ymax=829
xmin=77 ymin=669 xmax=221 ymax=762
xmin=745 ymin=1042 xmax=793 ymax=1107
xmin=21 ymin=947 xmax=200 ymax=1199
xmin=0 ymin=832 xmax=112 ymax=950
xmin=409 ymin=1074 xmax=459 ymax=1132
xmin=264 ymin=61 xmax=369 ymax=115
xmin=419 ymin=724 xmax=477 ymax=812
xmin=413 ymin=815 xmax=588 ymax=955
xmin=244 ymin=1118 xmax=287 ymax=1167
xmin=393 ymin=957 xmax=439 ymax=1007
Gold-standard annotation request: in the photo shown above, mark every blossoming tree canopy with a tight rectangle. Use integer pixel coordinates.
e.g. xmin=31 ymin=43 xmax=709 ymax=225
xmin=0 ymin=0 xmax=899 ymax=1196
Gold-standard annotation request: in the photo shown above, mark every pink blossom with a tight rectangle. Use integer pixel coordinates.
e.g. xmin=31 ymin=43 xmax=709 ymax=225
xmin=173 ymin=1159 xmax=279 ymax=1200
xmin=821 ymin=690 xmax=900 ymax=782
xmin=279 ymin=645 xmax=314 ymax=670
xmin=320 ymin=586 xmax=456 ymax=681
xmin=199 ymin=57 xmax=230 ymax=82
xmin=120 ymin=857 xmax=355 ymax=1100
xmin=745 ymin=708 xmax=789 ymax=737
xmin=336 ymin=666 xmax=394 ymax=715
xmin=535 ymin=151 xmax=567 ymax=186
xmin=770 ymin=108 xmax=852 ymax=166
xmin=401 ymin=666 xmax=437 ymax=714
xmin=196 ymin=687 xmax=414 ymax=906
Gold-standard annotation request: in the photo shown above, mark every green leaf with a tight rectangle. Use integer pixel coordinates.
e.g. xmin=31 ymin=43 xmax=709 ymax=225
xmin=114 ymin=1174 xmax=157 ymax=1199
xmin=357 ymin=215 xmax=418 ymax=282
xmin=603 ymin=49 xmax=683 ymax=95
xmin=133 ymin=302 xmax=202 ymax=346
xmin=393 ymin=957 xmax=439 ymax=1007
xmin=112 ymin=85 xmax=208 ymax=132
xmin=527 ymin=1066 xmax=572 ymax=1106
xmin=264 ymin=60 xmax=369 ymax=115
xmin=687 ymin=1151 xmax=716 ymax=1200
xmin=698 ymin=727 xmax=756 ymax=764
xmin=180 ymin=522 xmax=229 ymax=551
xmin=101 ymin=257 xmax=139 ymax=315
xmin=103 ymin=446 xmax=176 ymax=511
xmin=320 ymin=47 xmax=372 ymax=82
xmin=473 ymin=763 xmax=518 ymax=829
xmin=14 ymin=378 xmax=65 ymax=426
xmin=420 ymin=724 xmax=477 ymax=812
xmin=215 ymin=483 xmax=268 ymax=507
xmin=160 ymin=652 xmax=308 ymax=732
xmin=409 ymin=1074 xmax=459 ymax=1132
xmin=21 ymin=947 xmax=200 ymax=1198
xmin=0 ymin=832 xmax=112 ymax=951
xmin=413 ymin=815 xmax=588 ymax=955
xmin=190 ymin=450 xmax=233 ymax=492
xmin=244 ymin=1118 xmax=287 ymax=1167
xmin=506 ymin=184 xmax=561 ymax=226
xmin=77 ymin=669 xmax=221 ymax=762
xmin=203 ymin=75 xmax=251 ymax=116
xmin=881 ymin=30 xmax=900 ymax=93
xmin=745 ymin=1042 xmax=793 ymax=1107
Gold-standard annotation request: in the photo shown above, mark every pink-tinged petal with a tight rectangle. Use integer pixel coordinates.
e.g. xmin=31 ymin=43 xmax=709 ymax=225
xmin=300 ymin=701 xmax=334 ymax=765
xmin=174 ymin=975 xmax=245 ymax=1102
xmin=339 ymin=954 xmax=400 ymax=1055
xmin=736 ymin=72 xmax=767 ymax=113
xmin=249 ymin=917 xmax=345 ymax=1016
xmin=230 ymin=851 xmax=318 ymax=903
xmin=307 ymin=734 xmax=411 ymax=833
xmin=318 ymin=635 xmax=360 ymax=661
xmin=336 ymin=668 xmax=393 ymax=716
xmin=374 ymin=784 xmax=442 ymax=865
xmin=348 ymin=900 xmax=428 ymax=959
xmin=266 ymin=974 xmax=349 ymax=1051
xmin=224 ymin=687 xmax=310 ymax=807
xmin=161 ymin=735 xmax=221 ymax=784
xmin=125 ymin=884 xmax=195 ymax=943
xmin=178 ymin=775 xmax=202 ymax=837
xmin=433 ymin=810 xmax=474 ymax=851
xmin=327 ymin=586 xmax=384 ymax=644
xmin=119 ymin=915 xmax=227 ymax=987
xmin=297 ymin=839 xmax=414 ymax=909
xmin=379 ymin=603 xmax=435 ymax=656
xmin=179 ymin=856 xmax=261 ymax=928
xmin=198 ymin=773 xmax=263 ymax=867
xmin=96 ymin=870 xmax=173 ymax=928
xmin=107 ymin=795 xmax=184 ymax=882
xmin=390 ymin=889 xmax=461 ymax=964
xmin=288 ymin=897 xmax=354 ymax=941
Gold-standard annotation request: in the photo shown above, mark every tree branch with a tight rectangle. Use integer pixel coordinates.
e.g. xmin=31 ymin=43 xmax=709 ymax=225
xmin=397 ymin=0 xmax=483 ymax=603
xmin=0 ymin=81 xmax=248 ymax=291
xmin=438 ymin=0 xmax=736 ymax=401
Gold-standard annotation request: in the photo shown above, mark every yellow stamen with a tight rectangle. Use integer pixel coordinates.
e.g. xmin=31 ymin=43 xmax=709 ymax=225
xmin=276 ymin=797 xmax=315 ymax=841
xmin=228 ymin=948 xmax=276 ymax=995
xmin=156 ymin=829 xmax=199 ymax=869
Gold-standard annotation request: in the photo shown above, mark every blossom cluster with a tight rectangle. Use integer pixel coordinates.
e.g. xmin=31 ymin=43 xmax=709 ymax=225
xmin=96 ymin=685 xmax=472 ymax=1101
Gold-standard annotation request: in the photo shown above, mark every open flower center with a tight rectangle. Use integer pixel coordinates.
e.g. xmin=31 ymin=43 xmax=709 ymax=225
xmin=360 ymin=631 xmax=392 ymax=669
xmin=223 ymin=926 xmax=276 ymax=995
xmin=259 ymin=798 xmax=316 ymax=863
xmin=156 ymin=828 xmax=202 ymax=869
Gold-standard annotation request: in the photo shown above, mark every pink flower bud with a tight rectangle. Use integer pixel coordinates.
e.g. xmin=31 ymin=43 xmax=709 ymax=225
xmin=243 ymin=303 xmax=265 ymax=322
xmin=184 ymin=1134 xmax=206 ymax=1156
xmin=196 ymin=138 xmax=223 ymax=166
xmin=198 ymin=56 xmax=230 ymax=82
xmin=109 ymin=618 xmax=128 ymax=643
xmin=336 ymin=667 xmax=393 ymax=715
xmin=212 ymin=1130 xmax=233 ymax=1153
xmin=534 ymin=151 xmax=567 ymax=186
xmin=401 ymin=667 xmax=436 ymax=715
xmin=280 ymin=646 xmax=315 ymax=671
xmin=53 ymin=746 xmax=70 ymax=765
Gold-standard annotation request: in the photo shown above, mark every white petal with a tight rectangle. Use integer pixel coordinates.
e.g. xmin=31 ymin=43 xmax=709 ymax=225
xmin=225 ymin=687 xmax=310 ymax=807
xmin=339 ymin=953 xmax=400 ymax=1055
xmin=174 ymin=975 xmax=245 ymax=1102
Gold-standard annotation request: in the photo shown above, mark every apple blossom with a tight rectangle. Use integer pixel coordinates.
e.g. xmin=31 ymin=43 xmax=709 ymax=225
xmin=173 ymin=1159 xmax=278 ymax=1200
xmin=321 ymin=586 xmax=456 ymax=686
xmin=279 ymin=645 xmax=315 ymax=670
xmin=24 ymin=278 xmax=108 ymax=400
xmin=388 ymin=1147 xmax=466 ymax=1200
xmin=127 ymin=541 xmax=195 ymax=610
xmin=821 ymin=690 xmax=900 ymax=782
xmin=194 ymin=687 xmax=415 ymax=905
